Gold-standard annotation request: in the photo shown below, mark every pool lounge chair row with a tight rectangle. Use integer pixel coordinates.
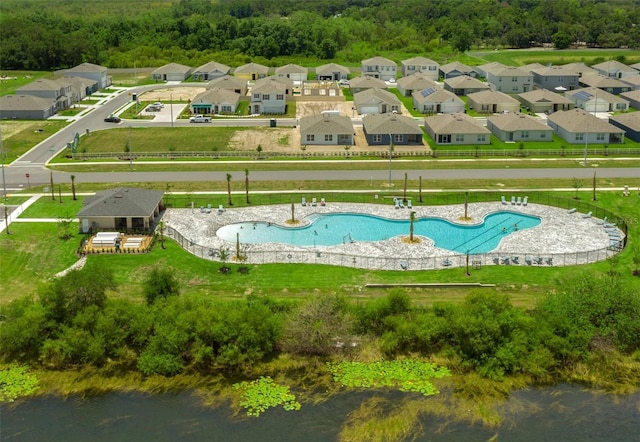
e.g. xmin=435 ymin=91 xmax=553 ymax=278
xmin=501 ymin=195 xmax=528 ymax=206
xmin=302 ymin=197 xmax=326 ymax=206
xmin=394 ymin=198 xmax=412 ymax=209
xmin=492 ymin=256 xmax=553 ymax=266
xmin=200 ymin=204 xmax=224 ymax=214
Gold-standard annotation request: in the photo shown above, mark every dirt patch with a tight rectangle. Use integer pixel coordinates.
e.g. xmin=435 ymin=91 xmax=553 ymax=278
xmin=229 ymin=128 xmax=301 ymax=152
xmin=0 ymin=121 xmax=42 ymax=139
xmin=139 ymin=87 xmax=205 ymax=102
xmin=295 ymin=101 xmax=354 ymax=118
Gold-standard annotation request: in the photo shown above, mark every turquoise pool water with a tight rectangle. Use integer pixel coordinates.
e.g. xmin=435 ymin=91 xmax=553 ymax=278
xmin=216 ymin=211 xmax=541 ymax=253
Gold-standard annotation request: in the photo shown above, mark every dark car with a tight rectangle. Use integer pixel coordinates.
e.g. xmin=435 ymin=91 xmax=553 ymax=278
xmin=104 ymin=115 xmax=121 ymax=123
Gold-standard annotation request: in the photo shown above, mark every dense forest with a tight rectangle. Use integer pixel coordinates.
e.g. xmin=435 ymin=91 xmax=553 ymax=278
xmin=1 ymin=0 xmax=639 ymax=71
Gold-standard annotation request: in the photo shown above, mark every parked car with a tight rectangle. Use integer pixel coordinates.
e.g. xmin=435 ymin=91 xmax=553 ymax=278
xmin=189 ymin=115 xmax=211 ymax=123
xmin=152 ymin=102 xmax=164 ymax=108
xmin=104 ymin=115 xmax=121 ymax=123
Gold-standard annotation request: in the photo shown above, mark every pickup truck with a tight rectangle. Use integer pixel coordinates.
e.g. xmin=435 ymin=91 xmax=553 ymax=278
xmin=189 ymin=115 xmax=210 ymax=123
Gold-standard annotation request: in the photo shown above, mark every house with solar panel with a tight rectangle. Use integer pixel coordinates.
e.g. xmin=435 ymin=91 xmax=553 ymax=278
xmin=353 ymin=88 xmax=401 ymax=115
xmin=189 ymin=88 xmax=241 ymax=115
xmin=424 ymin=112 xmax=491 ymax=145
xmin=546 ymin=109 xmax=625 ymax=144
xmin=396 ymin=73 xmax=439 ymax=96
xmin=467 ymin=90 xmax=521 ymax=114
xmin=411 ymin=87 xmax=465 ymax=115
xmin=565 ymin=87 xmax=630 ymax=113
xmin=362 ymin=113 xmax=423 ymax=146
xmin=486 ymin=113 xmax=554 ymax=142
xmin=443 ymin=75 xmax=490 ymax=96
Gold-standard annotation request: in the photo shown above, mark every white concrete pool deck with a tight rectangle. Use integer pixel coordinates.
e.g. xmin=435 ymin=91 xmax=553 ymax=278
xmin=162 ymin=201 xmax=623 ymax=269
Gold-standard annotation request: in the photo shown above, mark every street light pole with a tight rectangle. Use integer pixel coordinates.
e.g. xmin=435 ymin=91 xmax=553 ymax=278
xmin=170 ymin=93 xmax=174 ymax=128
xmin=0 ymin=126 xmax=7 ymax=203
xmin=388 ymin=134 xmax=393 ymax=185
xmin=128 ymin=125 xmax=133 ymax=171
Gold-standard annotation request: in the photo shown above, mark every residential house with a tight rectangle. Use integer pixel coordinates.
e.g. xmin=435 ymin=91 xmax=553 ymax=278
xmin=609 ymin=112 xmax=640 ymax=142
xmin=411 ymin=87 xmax=465 ymax=115
xmin=561 ymin=62 xmax=598 ymax=78
xmin=396 ymin=73 xmax=438 ymax=96
xmin=474 ymin=61 xmax=506 ymax=79
xmin=424 ymin=112 xmax=491 ymax=145
xmin=348 ymin=76 xmax=388 ymax=93
xmin=439 ymin=61 xmax=476 ymax=79
xmin=467 ymin=90 xmax=521 ymax=114
xmin=259 ymin=76 xmax=293 ymax=96
xmin=207 ymin=75 xmax=248 ymax=95
xmin=299 ymin=113 xmax=355 ymax=145
xmin=151 ymin=63 xmax=192 ymax=82
xmin=77 ymin=187 xmax=164 ymax=233
xmin=0 ymin=95 xmax=56 ymax=120
xmin=578 ymin=73 xmax=632 ymax=95
xmin=620 ymin=90 xmax=640 ymax=110
xmin=565 ymin=87 xmax=630 ymax=113
xmin=361 ymin=56 xmax=397 ymax=81
xmin=275 ymin=64 xmax=308 ymax=83
xmin=234 ymin=62 xmax=269 ymax=81
xmin=546 ymin=108 xmax=625 ymax=144
xmin=300 ymin=81 xmax=341 ymax=98
xmin=250 ymin=78 xmax=287 ymax=114
xmin=64 ymin=62 xmax=110 ymax=89
xmin=353 ymin=88 xmax=401 ymax=115
xmin=190 ymin=88 xmax=241 ymax=114
xmin=400 ymin=56 xmax=439 ymax=80
xmin=64 ymin=76 xmax=98 ymax=103
xmin=520 ymin=63 xmax=546 ymax=73
xmin=529 ymin=65 xmax=580 ymax=91
xmin=592 ymin=60 xmax=637 ymax=79
xmin=630 ymin=62 xmax=640 ymax=72
xmin=621 ymin=74 xmax=640 ymax=91
xmin=484 ymin=65 xmax=533 ymax=93
xmin=362 ymin=113 xmax=423 ymax=146
xmin=486 ymin=113 xmax=553 ymax=142
xmin=17 ymin=78 xmax=73 ymax=111
xmin=192 ymin=61 xmax=230 ymax=81
xmin=315 ymin=63 xmax=350 ymax=81
xmin=517 ymin=89 xmax=573 ymax=114
xmin=443 ymin=75 xmax=490 ymax=96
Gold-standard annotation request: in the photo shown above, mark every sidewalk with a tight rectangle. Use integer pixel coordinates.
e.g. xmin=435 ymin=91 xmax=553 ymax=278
xmin=0 ymin=195 xmax=42 ymax=234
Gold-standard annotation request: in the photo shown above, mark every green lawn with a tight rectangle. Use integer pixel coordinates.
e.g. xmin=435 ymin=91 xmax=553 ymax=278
xmin=0 ymin=71 xmax=55 ymax=96
xmin=468 ymin=49 xmax=640 ymax=67
xmin=389 ymin=89 xmax=422 ymax=117
xmin=0 ymin=120 xmax=70 ymax=159
xmin=18 ymin=195 xmax=84 ymax=218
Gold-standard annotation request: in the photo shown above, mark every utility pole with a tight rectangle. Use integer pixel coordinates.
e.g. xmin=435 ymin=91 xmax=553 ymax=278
xmin=129 ymin=125 xmax=133 ymax=171
xmin=388 ymin=134 xmax=393 ymax=186
xmin=0 ymin=126 xmax=7 ymax=203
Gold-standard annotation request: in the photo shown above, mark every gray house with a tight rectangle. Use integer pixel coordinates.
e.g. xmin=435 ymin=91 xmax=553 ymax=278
xmin=361 ymin=56 xmax=397 ymax=81
xmin=517 ymin=89 xmax=573 ymax=114
xmin=474 ymin=61 xmax=506 ymax=79
xmin=620 ymin=90 xmax=640 ymax=110
xmin=529 ymin=65 xmax=580 ymax=91
xmin=484 ymin=65 xmax=533 ymax=93
xmin=400 ymin=56 xmax=439 ymax=80
xmin=353 ymin=88 xmax=401 ymax=115
xmin=396 ymin=73 xmax=438 ymax=97
xmin=0 ymin=95 xmax=56 ymax=120
xmin=439 ymin=61 xmax=476 ymax=79
xmin=250 ymin=78 xmax=287 ymax=114
xmin=565 ymin=87 xmax=630 ymax=113
xmin=77 ymin=187 xmax=164 ymax=233
xmin=275 ymin=64 xmax=308 ymax=83
xmin=17 ymin=78 xmax=73 ymax=111
xmin=315 ymin=63 xmax=350 ymax=81
xmin=151 ymin=63 xmax=192 ymax=81
xmin=411 ymin=87 xmax=465 ymax=115
xmin=65 ymin=76 xmax=98 ymax=103
xmin=192 ymin=61 xmax=230 ymax=81
xmin=578 ymin=74 xmax=631 ymax=95
xmin=486 ymin=113 xmax=553 ymax=142
xmin=621 ymin=74 xmax=640 ymax=91
xmin=424 ymin=112 xmax=491 ymax=145
xmin=190 ymin=88 xmax=241 ymax=114
xmin=64 ymin=62 xmax=109 ymax=89
xmin=592 ymin=60 xmax=637 ymax=79
xmin=547 ymin=109 xmax=625 ymax=144
xmin=561 ymin=62 xmax=598 ymax=78
xmin=362 ymin=113 xmax=423 ymax=146
xmin=207 ymin=75 xmax=248 ymax=95
xmin=609 ymin=112 xmax=640 ymax=142
xmin=349 ymin=76 xmax=388 ymax=93
xmin=467 ymin=90 xmax=521 ymax=114
xmin=300 ymin=113 xmax=355 ymax=145
xmin=443 ymin=75 xmax=490 ymax=96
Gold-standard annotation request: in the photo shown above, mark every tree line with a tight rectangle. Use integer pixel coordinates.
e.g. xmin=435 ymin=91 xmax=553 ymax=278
xmin=1 ymin=262 xmax=639 ymax=382
xmin=0 ymin=0 xmax=639 ymax=71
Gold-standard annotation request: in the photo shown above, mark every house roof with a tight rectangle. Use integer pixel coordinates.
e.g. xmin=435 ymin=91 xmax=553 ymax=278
xmin=194 ymin=61 xmax=230 ymax=74
xmin=561 ymin=62 xmax=598 ymax=77
xmin=18 ymin=78 xmax=69 ymax=92
xmin=487 ymin=113 xmax=552 ymax=132
xmin=251 ymin=77 xmax=288 ymax=94
xmin=412 ymin=87 xmax=463 ymax=105
xmin=275 ymin=63 xmax=308 ymax=75
xmin=621 ymin=74 xmax=640 ymax=87
xmin=492 ymin=66 xmax=532 ymax=77
xmin=315 ymin=62 xmax=350 ymax=75
xmin=349 ymin=76 xmax=388 ymax=89
xmin=152 ymin=63 xmax=192 ymax=75
xmin=475 ymin=62 xmax=506 ymax=76
xmin=425 ymin=112 xmax=490 ymax=134
xmin=234 ymin=62 xmax=269 ymax=75
xmin=353 ymin=88 xmax=401 ymax=107
xmin=620 ymin=89 xmax=640 ymax=102
xmin=444 ymin=75 xmax=489 ymax=90
xmin=529 ymin=65 xmax=578 ymax=77
xmin=467 ymin=90 xmax=520 ymax=105
xmin=609 ymin=112 xmax=640 ymax=130
xmin=192 ymin=88 xmax=240 ymax=105
xmin=592 ymin=60 xmax=636 ymax=75
xmin=547 ymin=108 xmax=625 ymax=133
xmin=565 ymin=87 xmax=628 ymax=104
xmin=521 ymin=63 xmax=547 ymax=72
xmin=439 ymin=61 xmax=474 ymax=75
xmin=362 ymin=56 xmax=396 ymax=67
xmin=65 ymin=62 xmax=107 ymax=73
xmin=207 ymin=75 xmax=247 ymax=90
xmin=64 ymin=75 xmax=97 ymax=89
xmin=363 ymin=113 xmax=422 ymax=135
xmin=0 ymin=94 xmax=55 ymax=111
xmin=299 ymin=114 xmax=354 ymax=134
xmin=397 ymin=73 xmax=438 ymax=91
xmin=517 ymin=89 xmax=573 ymax=104
xmin=579 ymin=73 xmax=630 ymax=88
xmin=77 ymin=187 xmax=164 ymax=218
xmin=630 ymin=62 xmax=640 ymax=71
xmin=401 ymin=56 xmax=437 ymax=67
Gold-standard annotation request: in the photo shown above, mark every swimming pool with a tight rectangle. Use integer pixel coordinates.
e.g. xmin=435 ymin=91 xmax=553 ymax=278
xmin=216 ymin=211 xmax=541 ymax=253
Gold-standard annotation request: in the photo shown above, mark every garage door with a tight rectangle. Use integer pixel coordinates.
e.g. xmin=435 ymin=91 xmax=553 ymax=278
xmin=360 ymin=106 xmax=379 ymax=114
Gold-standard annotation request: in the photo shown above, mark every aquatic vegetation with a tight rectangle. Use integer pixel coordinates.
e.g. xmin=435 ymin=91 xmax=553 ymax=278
xmin=0 ymin=365 xmax=39 ymax=402
xmin=327 ymin=360 xmax=450 ymax=396
xmin=233 ymin=376 xmax=301 ymax=417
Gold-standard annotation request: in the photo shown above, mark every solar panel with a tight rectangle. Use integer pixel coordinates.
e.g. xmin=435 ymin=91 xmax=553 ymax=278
xmin=573 ymin=90 xmax=593 ymax=101
xmin=420 ymin=87 xmax=437 ymax=97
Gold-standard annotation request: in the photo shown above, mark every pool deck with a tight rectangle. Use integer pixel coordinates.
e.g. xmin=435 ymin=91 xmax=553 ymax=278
xmin=162 ymin=201 xmax=623 ymax=269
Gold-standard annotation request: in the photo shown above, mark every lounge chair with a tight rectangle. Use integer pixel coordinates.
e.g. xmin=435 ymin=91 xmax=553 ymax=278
xmin=546 ymin=257 xmax=553 ymax=265
xmin=320 ymin=198 xmax=326 ymax=206
xmin=525 ymin=256 xmax=533 ymax=265
xmin=568 ymin=208 xmax=577 ymax=214
xmin=501 ymin=256 xmax=510 ymax=265
xmin=501 ymin=195 xmax=507 ymax=205
xmin=206 ymin=204 xmax=212 ymax=213
xmin=596 ymin=216 xmax=607 ymax=225
xmin=399 ymin=199 xmax=404 ymax=208
xmin=407 ymin=199 xmax=412 ymax=209
xmin=511 ymin=256 xmax=520 ymax=264
xmin=394 ymin=198 xmax=400 ymax=209
xmin=534 ymin=257 xmax=543 ymax=265
xmin=218 ymin=204 xmax=224 ymax=214
xmin=441 ymin=258 xmax=452 ymax=267
xmin=523 ymin=196 xmax=528 ymax=206
xmin=511 ymin=196 xmax=516 ymax=205
xmin=516 ymin=196 xmax=522 ymax=205
xmin=301 ymin=197 xmax=306 ymax=206
xmin=400 ymin=261 xmax=408 ymax=270
xmin=312 ymin=198 xmax=317 ymax=207
xmin=200 ymin=206 xmax=205 ymax=213
xmin=582 ymin=211 xmax=592 ymax=218
xmin=493 ymin=257 xmax=500 ymax=265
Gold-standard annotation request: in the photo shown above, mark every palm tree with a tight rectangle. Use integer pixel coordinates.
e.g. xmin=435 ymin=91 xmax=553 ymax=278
xmin=70 ymin=175 xmax=77 ymax=201
xmin=409 ymin=211 xmax=416 ymax=242
xmin=226 ymin=173 xmax=233 ymax=206
xmin=403 ymin=173 xmax=408 ymax=203
xmin=245 ymin=168 xmax=250 ymax=204
xmin=419 ymin=175 xmax=423 ymax=203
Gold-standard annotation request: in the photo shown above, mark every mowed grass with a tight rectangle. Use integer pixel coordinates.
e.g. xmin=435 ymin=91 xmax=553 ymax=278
xmin=0 ymin=71 xmax=55 ymax=96
xmin=18 ymin=195 xmax=84 ymax=218
xmin=0 ymin=120 xmax=69 ymax=159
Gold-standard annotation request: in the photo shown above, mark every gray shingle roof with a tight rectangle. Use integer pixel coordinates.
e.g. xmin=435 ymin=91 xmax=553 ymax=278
xmin=401 ymin=56 xmax=437 ymax=67
xmin=275 ymin=64 xmax=308 ymax=75
xmin=362 ymin=56 xmax=396 ymax=66
xmin=349 ymin=76 xmax=388 ymax=89
xmin=487 ymin=113 xmax=552 ymax=131
xmin=353 ymin=88 xmax=401 ymax=107
xmin=65 ymin=62 xmax=107 ymax=73
xmin=565 ymin=87 xmax=628 ymax=104
xmin=397 ymin=74 xmax=438 ymax=91
xmin=444 ymin=75 xmax=489 ymax=89
xmin=192 ymin=88 xmax=241 ymax=105
xmin=77 ymin=188 xmax=164 ymax=218
xmin=194 ymin=61 xmax=230 ymax=74
xmin=439 ymin=61 xmax=474 ymax=75
xmin=609 ymin=112 xmax=640 ymax=130
xmin=315 ymin=63 xmax=350 ymax=75
xmin=363 ymin=113 xmax=422 ymax=135
xmin=153 ymin=63 xmax=192 ymax=75
xmin=412 ymin=88 xmax=463 ymax=105
xmin=547 ymin=109 xmax=625 ymax=133
xmin=251 ymin=77 xmax=288 ymax=94
xmin=578 ymin=73 xmax=629 ymax=88
xmin=518 ymin=89 xmax=573 ymax=104
xmin=592 ymin=60 xmax=636 ymax=74
xmin=234 ymin=62 xmax=269 ymax=75
xmin=467 ymin=90 xmax=520 ymax=105
xmin=207 ymin=75 xmax=247 ymax=90
xmin=18 ymin=78 xmax=68 ymax=92
xmin=0 ymin=95 xmax=54 ymax=111
xmin=425 ymin=113 xmax=490 ymax=135
xmin=300 ymin=114 xmax=354 ymax=134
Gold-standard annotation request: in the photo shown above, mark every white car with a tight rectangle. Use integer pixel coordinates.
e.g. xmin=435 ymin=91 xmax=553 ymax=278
xmin=152 ymin=102 xmax=164 ymax=108
xmin=189 ymin=115 xmax=210 ymax=123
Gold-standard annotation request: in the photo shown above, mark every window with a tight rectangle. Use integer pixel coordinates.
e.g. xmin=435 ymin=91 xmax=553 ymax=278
xmin=221 ymin=105 xmax=231 ymax=112
xmin=306 ymin=134 xmax=315 ymax=142
xmin=541 ymin=133 xmax=546 ymax=138
xmin=367 ymin=66 xmax=374 ymax=72
xmin=477 ymin=134 xmax=486 ymax=142
xmin=276 ymin=94 xmax=284 ymax=100
xmin=429 ymin=65 xmax=437 ymax=71
xmin=521 ymin=131 xmax=529 ymax=139
xmin=616 ymin=103 xmax=626 ymax=110
xmin=253 ymin=93 xmax=260 ymax=100
xmin=481 ymin=104 xmax=490 ymax=111
xmin=513 ymin=86 xmax=519 ymax=92
xmin=325 ymin=134 xmax=333 ymax=141
xmin=263 ymin=94 xmax=270 ymax=100
xmin=596 ymin=133 xmax=605 ymax=141
xmin=512 ymin=76 xmax=518 ymax=82
xmin=455 ymin=134 xmax=464 ymax=142
xmin=394 ymin=134 xmax=403 ymax=142
xmin=408 ymin=66 xmax=415 ymax=71
xmin=576 ymin=133 xmax=584 ymax=141
xmin=373 ymin=134 xmax=382 ymax=142
xmin=391 ymin=106 xmax=399 ymax=112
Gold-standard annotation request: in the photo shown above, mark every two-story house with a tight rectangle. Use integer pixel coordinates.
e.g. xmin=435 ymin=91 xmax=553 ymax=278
xmin=400 ymin=57 xmax=439 ymax=80
xmin=250 ymin=78 xmax=288 ymax=114
xmin=361 ymin=56 xmax=397 ymax=81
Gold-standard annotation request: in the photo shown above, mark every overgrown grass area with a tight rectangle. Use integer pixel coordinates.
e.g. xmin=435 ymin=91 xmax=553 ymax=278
xmin=468 ymin=49 xmax=640 ymax=67
xmin=0 ymin=120 xmax=69 ymax=159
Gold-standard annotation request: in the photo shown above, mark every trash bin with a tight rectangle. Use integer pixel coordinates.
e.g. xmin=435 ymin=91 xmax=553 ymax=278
xmin=132 ymin=93 xmax=137 ymax=101
xmin=270 ymin=118 xmax=276 ymax=127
